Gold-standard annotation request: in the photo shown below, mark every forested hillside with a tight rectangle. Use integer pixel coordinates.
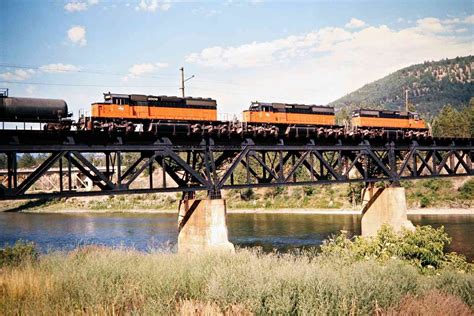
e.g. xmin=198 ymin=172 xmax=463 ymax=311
xmin=330 ymin=56 xmax=473 ymax=117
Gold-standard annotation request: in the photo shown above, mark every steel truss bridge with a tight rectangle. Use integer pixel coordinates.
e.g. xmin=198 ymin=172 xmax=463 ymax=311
xmin=0 ymin=130 xmax=472 ymax=200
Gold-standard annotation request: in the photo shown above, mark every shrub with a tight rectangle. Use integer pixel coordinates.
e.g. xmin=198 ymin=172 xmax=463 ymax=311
xmin=302 ymin=186 xmax=314 ymax=196
xmin=383 ymin=290 xmax=473 ymax=315
xmin=420 ymin=196 xmax=431 ymax=208
xmin=321 ymin=225 xmax=471 ymax=272
xmin=423 ymin=179 xmax=441 ymax=191
xmin=458 ymin=179 xmax=474 ymax=200
xmin=0 ymin=240 xmax=38 ymax=267
xmin=240 ymin=188 xmax=255 ymax=201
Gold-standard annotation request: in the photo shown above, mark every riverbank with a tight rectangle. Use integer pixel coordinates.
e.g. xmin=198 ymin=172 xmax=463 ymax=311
xmin=1 ymin=178 xmax=473 ymax=214
xmin=8 ymin=207 xmax=474 ymax=215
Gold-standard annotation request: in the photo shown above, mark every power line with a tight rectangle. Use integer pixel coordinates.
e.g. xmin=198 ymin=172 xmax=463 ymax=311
xmin=0 ymin=63 xmax=248 ymax=87
xmin=0 ymin=63 xmax=178 ymax=79
xmin=0 ymin=81 xmax=177 ymax=88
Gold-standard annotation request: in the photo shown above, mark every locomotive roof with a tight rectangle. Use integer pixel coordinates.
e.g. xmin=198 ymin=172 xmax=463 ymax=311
xmin=103 ymin=92 xmax=215 ymax=101
xmin=251 ymin=101 xmax=333 ymax=109
xmin=353 ymin=108 xmax=419 ymax=115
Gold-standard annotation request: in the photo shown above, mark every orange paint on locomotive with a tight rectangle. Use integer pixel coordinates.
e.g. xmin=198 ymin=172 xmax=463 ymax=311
xmin=243 ymin=110 xmax=335 ymax=125
xmin=351 ymin=116 xmax=426 ymax=129
xmin=91 ymin=103 xmax=217 ymax=121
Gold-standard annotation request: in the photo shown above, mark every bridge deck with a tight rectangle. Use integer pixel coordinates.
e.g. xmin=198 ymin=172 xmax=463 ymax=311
xmin=0 ymin=130 xmax=472 ymax=200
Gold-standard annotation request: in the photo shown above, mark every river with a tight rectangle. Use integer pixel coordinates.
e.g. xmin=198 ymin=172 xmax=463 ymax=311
xmin=0 ymin=212 xmax=472 ymax=261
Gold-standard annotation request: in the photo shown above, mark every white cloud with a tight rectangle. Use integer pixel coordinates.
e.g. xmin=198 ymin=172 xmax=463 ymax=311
xmin=64 ymin=0 xmax=99 ymax=12
xmin=184 ymin=16 xmax=473 ymax=112
xmin=39 ymin=63 xmax=81 ymax=73
xmin=186 ymin=27 xmax=352 ymax=68
xmin=413 ymin=15 xmax=474 ymax=33
xmin=415 ymin=17 xmax=447 ymax=33
xmin=0 ymin=64 xmax=81 ymax=82
xmin=123 ymin=62 xmax=169 ymax=80
xmin=345 ymin=18 xmax=366 ymax=29
xmin=67 ymin=26 xmax=87 ymax=46
xmin=443 ymin=18 xmax=460 ymax=25
xmin=135 ymin=0 xmax=171 ymax=12
xmin=464 ymin=15 xmax=474 ymax=24
xmin=0 ymin=69 xmax=35 ymax=81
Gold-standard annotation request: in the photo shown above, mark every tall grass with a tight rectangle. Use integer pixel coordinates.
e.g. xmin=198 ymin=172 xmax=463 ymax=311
xmin=1 ymin=246 xmax=473 ymax=315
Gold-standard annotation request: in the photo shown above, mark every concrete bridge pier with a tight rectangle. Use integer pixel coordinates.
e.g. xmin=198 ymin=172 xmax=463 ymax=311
xmin=361 ymin=186 xmax=415 ymax=236
xmin=177 ymin=196 xmax=235 ymax=253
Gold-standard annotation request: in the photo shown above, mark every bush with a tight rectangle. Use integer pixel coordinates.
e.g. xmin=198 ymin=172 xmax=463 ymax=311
xmin=420 ymin=196 xmax=431 ymax=208
xmin=459 ymin=179 xmax=474 ymax=200
xmin=302 ymin=186 xmax=314 ymax=196
xmin=240 ymin=188 xmax=255 ymax=201
xmin=321 ymin=225 xmax=471 ymax=272
xmin=384 ymin=290 xmax=473 ymax=315
xmin=0 ymin=240 xmax=38 ymax=267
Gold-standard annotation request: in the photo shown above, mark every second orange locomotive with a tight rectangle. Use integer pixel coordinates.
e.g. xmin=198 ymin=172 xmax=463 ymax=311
xmin=243 ymin=101 xmax=335 ymax=126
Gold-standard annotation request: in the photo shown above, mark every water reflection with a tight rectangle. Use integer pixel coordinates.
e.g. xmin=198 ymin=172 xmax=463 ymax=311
xmin=0 ymin=212 xmax=472 ymax=261
xmin=409 ymin=215 xmax=474 ymax=261
xmin=228 ymin=213 xmax=361 ymax=251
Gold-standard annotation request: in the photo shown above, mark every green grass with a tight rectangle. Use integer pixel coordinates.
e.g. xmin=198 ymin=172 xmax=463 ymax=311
xmin=403 ymin=178 xmax=474 ymax=208
xmin=1 ymin=248 xmax=472 ymax=315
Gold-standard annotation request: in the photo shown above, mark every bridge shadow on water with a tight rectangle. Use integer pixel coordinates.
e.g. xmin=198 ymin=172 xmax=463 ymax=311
xmin=3 ymin=198 xmax=55 ymax=213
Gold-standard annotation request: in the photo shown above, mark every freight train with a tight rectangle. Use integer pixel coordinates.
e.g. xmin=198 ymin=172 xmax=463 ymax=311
xmin=0 ymin=89 xmax=429 ymax=137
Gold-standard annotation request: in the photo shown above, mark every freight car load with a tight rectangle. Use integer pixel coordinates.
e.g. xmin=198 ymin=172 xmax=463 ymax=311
xmin=0 ymin=88 xmax=72 ymax=130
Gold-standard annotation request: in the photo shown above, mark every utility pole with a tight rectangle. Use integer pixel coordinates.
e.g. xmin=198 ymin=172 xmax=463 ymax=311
xmin=405 ymin=88 xmax=409 ymax=112
xmin=180 ymin=67 xmax=194 ymax=98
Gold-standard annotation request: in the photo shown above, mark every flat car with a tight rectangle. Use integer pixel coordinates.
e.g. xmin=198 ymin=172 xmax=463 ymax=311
xmin=243 ymin=102 xmax=335 ymax=126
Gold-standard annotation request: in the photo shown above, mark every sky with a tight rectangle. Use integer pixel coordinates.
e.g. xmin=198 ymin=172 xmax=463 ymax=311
xmin=0 ymin=0 xmax=473 ymax=118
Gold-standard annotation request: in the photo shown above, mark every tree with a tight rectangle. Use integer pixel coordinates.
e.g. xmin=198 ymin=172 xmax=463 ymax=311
xmin=335 ymin=107 xmax=350 ymax=126
xmin=431 ymin=105 xmax=470 ymax=138
xmin=18 ymin=153 xmax=37 ymax=168
xmin=463 ymin=97 xmax=474 ymax=137
xmin=0 ymin=154 xmax=6 ymax=169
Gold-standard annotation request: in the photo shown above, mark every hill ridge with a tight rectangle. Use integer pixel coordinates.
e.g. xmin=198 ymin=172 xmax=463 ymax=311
xmin=330 ymin=56 xmax=473 ymax=117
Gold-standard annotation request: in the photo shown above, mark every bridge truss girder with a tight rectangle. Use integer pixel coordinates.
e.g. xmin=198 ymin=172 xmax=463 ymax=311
xmin=0 ymin=137 xmax=472 ymax=200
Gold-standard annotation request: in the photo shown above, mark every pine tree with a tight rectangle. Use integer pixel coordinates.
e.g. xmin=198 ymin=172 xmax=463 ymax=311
xmin=464 ymin=98 xmax=474 ymax=137
xmin=432 ymin=105 xmax=470 ymax=137
xmin=18 ymin=153 xmax=37 ymax=168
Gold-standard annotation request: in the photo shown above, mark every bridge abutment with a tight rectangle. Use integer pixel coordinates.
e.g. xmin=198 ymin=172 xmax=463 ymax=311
xmin=177 ymin=198 xmax=235 ymax=253
xmin=361 ymin=186 xmax=415 ymax=236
